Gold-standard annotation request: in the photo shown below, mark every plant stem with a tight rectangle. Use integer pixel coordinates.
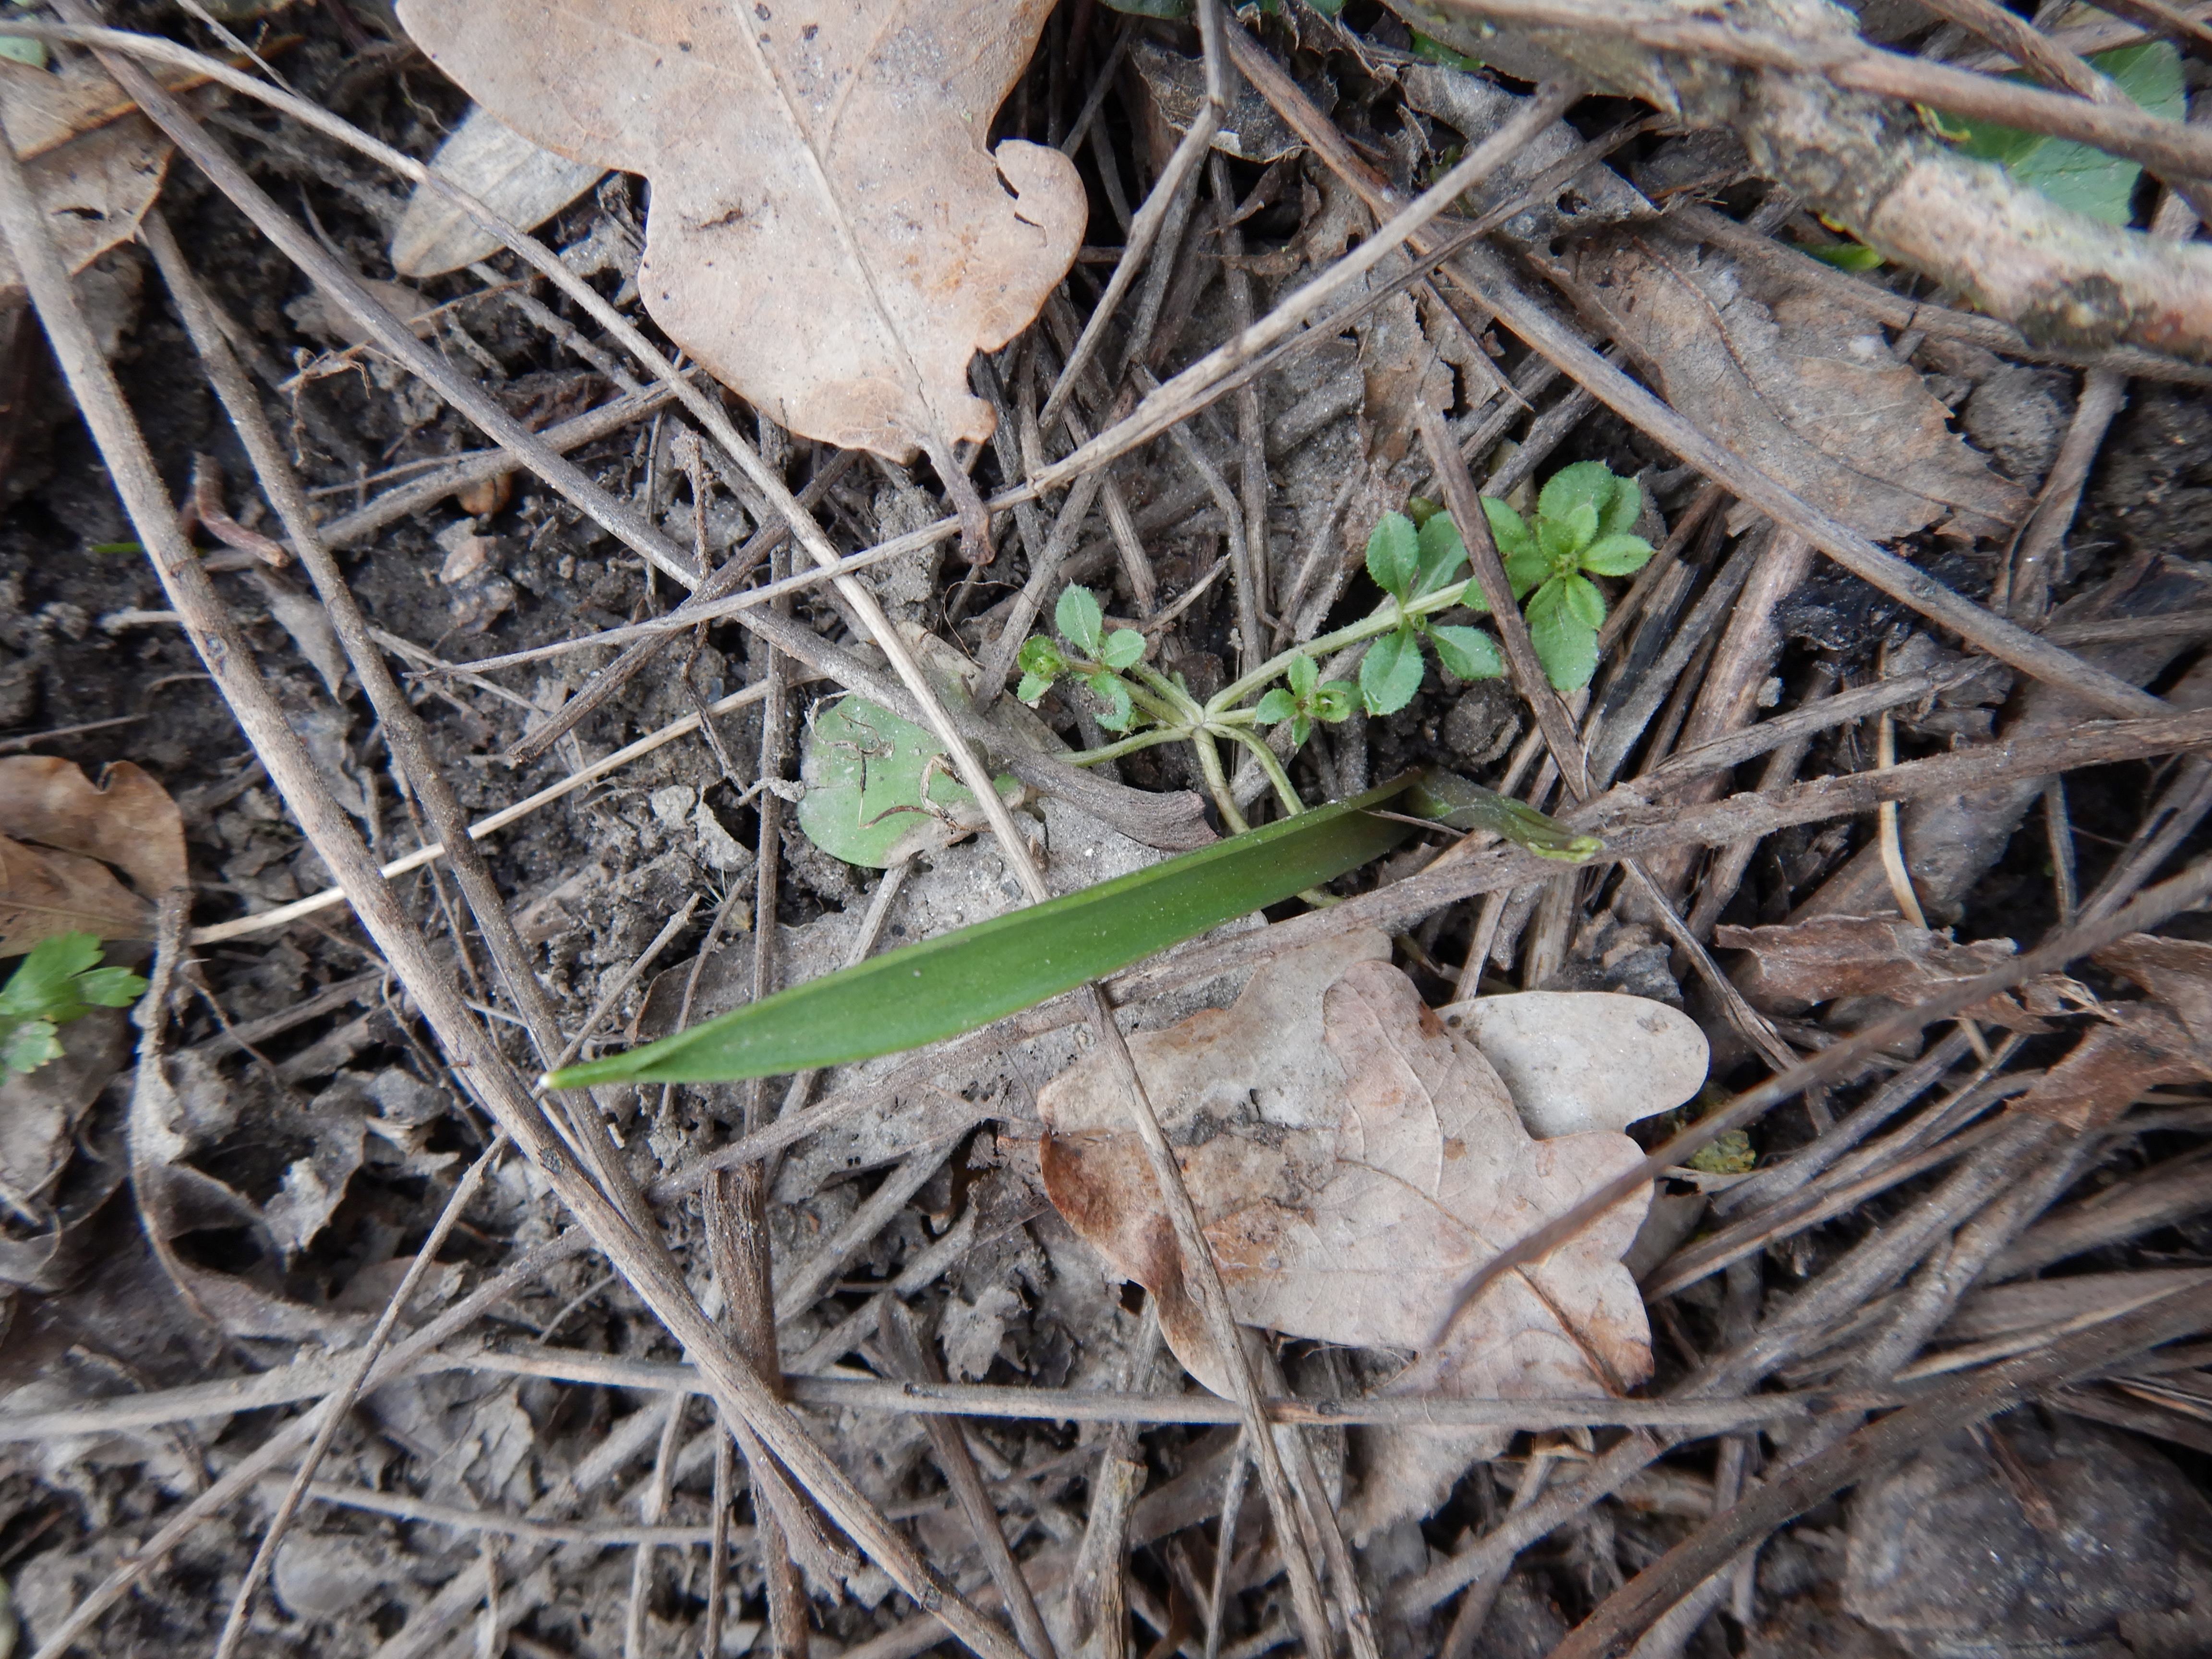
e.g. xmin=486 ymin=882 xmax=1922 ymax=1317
xmin=1191 ymin=727 xmax=1248 ymax=833
xmin=1206 ymin=579 xmax=1475 ymax=717
xmin=1226 ymin=727 xmax=1305 ymax=817
xmin=1063 ymin=726 xmax=1190 ymax=768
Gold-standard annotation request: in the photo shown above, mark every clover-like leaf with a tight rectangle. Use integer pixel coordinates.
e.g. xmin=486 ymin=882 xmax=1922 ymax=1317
xmin=1086 ymin=670 xmax=1136 ymax=732
xmin=1579 ymin=532 xmax=1656 ymax=578
xmin=1055 ymin=584 xmax=1105 ymax=656
xmin=1537 ymin=459 xmax=1620 ymax=527
xmin=1414 ymin=512 xmax=1470 ymax=598
xmin=0 ymin=931 xmax=149 ymax=1077
xmin=1098 ymin=627 xmax=1146 ymax=671
xmin=1481 ymin=496 xmax=1536 ymax=565
xmin=1527 ymin=584 xmax=1600 ymax=692
xmin=1254 ymin=687 xmax=1298 ymax=725
xmin=1429 ymin=625 xmax=1503 ymax=682
xmin=1019 ymin=634 xmax=1068 ymax=682
xmin=1360 ymin=626 xmax=1426 ymax=715
xmin=2 ymin=1020 xmax=60 ymax=1076
xmin=1366 ymin=511 xmax=1420 ymax=603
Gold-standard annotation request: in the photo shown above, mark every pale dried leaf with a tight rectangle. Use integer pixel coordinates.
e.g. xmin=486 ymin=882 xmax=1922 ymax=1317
xmin=0 ymin=836 xmax=150 ymax=955
xmin=397 ymin=0 xmax=1087 ymax=459
xmin=0 ymin=755 xmax=185 ymax=897
xmin=2014 ymin=1005 xmax=2206 ymax=1131
xmin=1039 ymin=935 xmax=1651 ymax=1535
xmin=1581 ymin=227 xmax=2029 ymax=541
xmin=1437 ymin=990 xmax=1707 ymax=1138
xmin=0 ymin=58 xmax=172 ymax=298
xmin=391 ymin=103 xmax=605 ymax=278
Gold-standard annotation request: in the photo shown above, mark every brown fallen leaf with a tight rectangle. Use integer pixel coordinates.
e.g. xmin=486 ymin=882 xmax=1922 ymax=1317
xmin=0 ymin=756 xmax=184 ymax=955
xmin=2004 ymin=932 xmax=2212 ymax=1130
xmin=390 ymin=103 xmax=605 ymax=279
xmin=396 ymin=0 xmax=1086 ymax=461
xmin=0 ymin=56 xmax=173 ymax=302
xmin=1040 ymin=933 xmax=1652 ymax=1535
xmin=1572 ymin=226 xmax=2029 ymax=542
xmin=1717 ymin=914 xmax=2082 ymax=1032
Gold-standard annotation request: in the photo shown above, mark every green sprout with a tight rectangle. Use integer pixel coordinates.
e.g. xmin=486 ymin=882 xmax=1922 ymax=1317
xmin=1358 ymin=507 xmax=1504 ymax=715
xmin=1480 ymin=460 xmax=1656 ymax=692
xmin=1252 ymin=654 xmax=1355 ymax=745
xmin=0 ymin=932 xmax=147 ymax=1076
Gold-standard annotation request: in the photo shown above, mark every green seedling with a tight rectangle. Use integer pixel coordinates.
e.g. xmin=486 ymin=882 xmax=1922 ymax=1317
xmin=0 ymin=932 xmax=146 ymax=1077
xmin=1479 ymin=460 xmax=1656 ymax=692
xmin=1358 ymin=507 xmax=1504 ymax=715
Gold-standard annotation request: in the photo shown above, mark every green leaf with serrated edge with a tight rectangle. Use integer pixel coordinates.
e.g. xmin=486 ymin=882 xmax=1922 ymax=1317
xmin=1504 ymin=542 xmax=1549 ymax=599
xmin=1597 ymin=471 xmax=1642 ymax=539
xmin=1954 ymin=43 xmax=2183 ymax=226
xmin=1099 ymin=628 xmax=1145 ymax=670
xmin=1360 ymin=627 xmax=1425 ymax=715
xmin=1480 ymin=496 xmax=1535 ymax=565
xmin=1402 ymin=768 xmax=1604 ymax=862
xmin=73 ymin=966 xmax=144 ymax=1008
xmin=1016 ymin=672 xmax=1053 ymax=705
xmin=1254 ymin=688 xmax=1298 ymax=724
xmin=797 ymin=696 xmax=1017 ymax=869
xmin=547 ymin=778 xmax=1428 ymax=1086
xmin=1288 ymin=653 xmax=1318 ymax=697
xmin=1580 ymin=532 xmax=1655 ymax=577
xmin=1055 ymin=585 xmax=1105 ymax=655
xmin=1365 ymin=511 xmax=1420 ymax=602
xmin=1430 ymin=625 xmax=1503 ymax=681
xmin=1559 ymin=571 xmax=1607 ymax=629
xmin=1414 ymin=513 xmax=1469 ymax=598
xmin=1538 ymin=459 xmax=1617 ymax=526
xmin=1086 ymin=672 xmax=1136 ymax=732
xmin=1529 ymin=597 xmax=1600 ymax=692
xmin=1018 ymin=636 xmax=1067 ymax=680
xmin=1539 ymin=499 xmax=1599 ymax=565
xmin=2 ymin=1020 xmax=60 ymax=1075
xmin=0 ymin=933 xmax=100 ymax=1015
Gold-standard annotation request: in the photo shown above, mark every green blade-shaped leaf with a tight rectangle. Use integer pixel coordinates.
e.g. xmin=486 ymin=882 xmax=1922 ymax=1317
xmin=547 ymin=780 xmax=1424 ymax=1087
xmin=1402 ymin=768 xmax=1604 ymax=862
xmin=1597 ymin=470 xmax=1642 ymax=539
xmin=1579 ymin=532 xmax=1655 ymax=577
xmin=1480 ymin=497 xmax=1535 ymax=570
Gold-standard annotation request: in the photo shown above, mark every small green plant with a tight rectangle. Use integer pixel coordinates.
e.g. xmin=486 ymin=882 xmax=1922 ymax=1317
xmin=0 ymin=932 xmax=147 ymax=1077
xmin=1008 ymin=460 xmax=1649 ymax=828
xmin=1479 ymin=460 xmax=1655 ymax=692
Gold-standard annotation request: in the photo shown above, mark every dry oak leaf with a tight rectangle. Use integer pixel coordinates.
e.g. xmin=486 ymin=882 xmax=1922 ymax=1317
xmin=0 ymin=756 xmax=184 ymax=955
xmin=1040 ymin=932 xmax=1652 ymax=1536
xmin=396 ymin=0 xmax=1086 ymax=461
xmin=0 ymin=55 xmax=173 ymax=301
xmin=1577 ymin=227 xmax=2029 ymax=542
xmin=2008 ymin=932 xmax=2212 ymax=1130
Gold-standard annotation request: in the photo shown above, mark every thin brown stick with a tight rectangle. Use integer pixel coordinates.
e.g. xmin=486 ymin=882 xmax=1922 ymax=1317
xmin=1222 ymin=30 xmax=2173 ymax=725
xmin=1549 ymin=1278 xmax=2212 ymax=1659
xmin=0 ymin=96 xmax=1031 ymax=1659
xmin=877 ymin=1300 xmax=1060 ymax=1659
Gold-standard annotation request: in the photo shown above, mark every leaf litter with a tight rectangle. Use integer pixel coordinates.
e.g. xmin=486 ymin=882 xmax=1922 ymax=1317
xmin=1039 ymin=930 xmax=1690 ymax=1536
xmin=11 ymin=6 xmax=2212 ymax=1659
xmin=396 ymin=0 xmax=1088 ymax=460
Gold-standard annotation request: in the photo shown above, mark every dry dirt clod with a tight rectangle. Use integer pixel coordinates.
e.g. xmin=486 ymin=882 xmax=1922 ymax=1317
xmin=395 ymin=0 xmax=1088 ymax=460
